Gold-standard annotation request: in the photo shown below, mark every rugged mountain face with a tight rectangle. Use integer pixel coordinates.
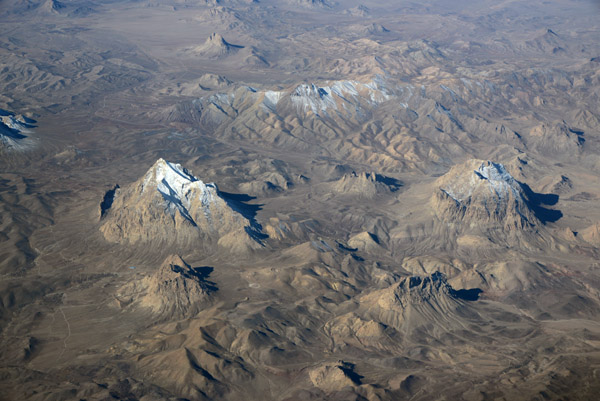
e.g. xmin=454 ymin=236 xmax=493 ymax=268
xmin=347 ymin=231 xmax=384 ymax=253
xmin=116 ymin=255 xmax=214 ymax=318
xmin=333 ymin=171 xmax=401 ymax=198
xmin=581 ymin=222 xmax=600 ymax=246
xmin=427 ymin=159 xmax=568 ymax=251
xmin=100 ymin=158 xmax=263 ymax=251
xmin=360 ymin=272 xmax=476 ymax=329
xmin=0 ymin=110 xmax=36 ymax=151
xmin=151 ymin=55 xmax=599 ymax=173
xmin=431 ymin=159 xmax=547 ymax=238
xmin=280 ymin=79 xmax=390 ymax=116
xmin=190 ymin=33 xmax=244 ymax=59
xmin=164 ymin=77 xmax=391 ymax=127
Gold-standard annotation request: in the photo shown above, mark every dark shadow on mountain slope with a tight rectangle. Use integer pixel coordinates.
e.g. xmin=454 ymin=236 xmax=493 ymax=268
xmin=519 ymin=183 xmax=563 ymax=224
xmin=0 ymin=125 xmax=27 ymax=140
xmin=372 ymin=173 xmax=403 ymax=192
xmin=339 ymin=362 xmax=363 ymax=385
xmin=100 ymin=184 xmax=119 ymax=218
xmin=219 ymin=190 xmax=268 ymax=241
xmin=189 ymin=266 xmax=218 ymax=292
xmin=452 ymin=288 xmax=483 ymax=301
xmin=0 ymin=109 xmax=37 ymax=127
xmin=171 ymin=262 xmax=218 ymax=293
xmin=219 ymin=190 xmax=262 ymax=223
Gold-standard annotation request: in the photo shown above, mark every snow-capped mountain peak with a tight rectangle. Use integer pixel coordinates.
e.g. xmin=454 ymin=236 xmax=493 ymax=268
xmin=142 ymin=158 xmax=219 ymax=223
xmin=101 ymin=159 xmax=264 ymax=251
xmin=473 ymin=161 xmax=521 ymax=201
xmin=441 ymin=160 xmax=522 ymax=203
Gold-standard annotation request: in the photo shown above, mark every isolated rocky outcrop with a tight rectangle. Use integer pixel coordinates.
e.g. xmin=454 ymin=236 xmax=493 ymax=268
xmin=41 ymin=0 xmax=65 ymax=14
xmin=116 ymin=255 xmax=213 ymax=318
xmin=367 ymin=272 xmax=458 ymax=310
xmin=309 ymin=361 xmax=362 ymax=391
xmin=100 ymin=158 xmax=263 ymax=251
xmin=333 ymin=171 xmax=400 ymax=198
xmin=191 ymin=33 xmax=244 ymax=59
xmin=347 ymin=231 xmax=384 ymax=253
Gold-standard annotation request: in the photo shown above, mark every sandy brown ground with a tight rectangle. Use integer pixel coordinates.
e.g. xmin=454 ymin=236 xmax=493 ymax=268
xmin=2 ymin=1 xmax=600 ymax=400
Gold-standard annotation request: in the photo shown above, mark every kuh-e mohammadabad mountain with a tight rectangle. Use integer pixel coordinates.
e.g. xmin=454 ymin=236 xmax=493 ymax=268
xmin=1 ymin=0 xmax=600 ymax=400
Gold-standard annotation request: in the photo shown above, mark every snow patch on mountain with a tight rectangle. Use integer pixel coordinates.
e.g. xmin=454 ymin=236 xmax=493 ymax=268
xmin=100 ymin=158 xmax=265 ymax=250
xmin=0 ymin=110 xmax=36 ymax=151
xmin=142 ymin=159 xmax=219 ymax=224
xmin=261 ymin=78 xmax=391 ymax=116
xmin=441 ymin=161 xmax=522 ymax=203
xmin=291 ymin=83 xmax=339 ymax=114
xmin=263 ymin=90 xmax=285 ymax=111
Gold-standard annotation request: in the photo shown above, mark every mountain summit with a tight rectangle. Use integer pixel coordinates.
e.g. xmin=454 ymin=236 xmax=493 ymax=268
xmin=100 ymin=159 xmax=263 ymax=251
xmin=432 ymin=159 xmax=536 ymax=230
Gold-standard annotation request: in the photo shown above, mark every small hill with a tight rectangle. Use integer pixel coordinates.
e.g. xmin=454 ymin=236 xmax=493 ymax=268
xmin=191 ymin=33 xmax=244 ymax=59
xmin=524 ymin=28 xmax=567 ymax=54
xmin=357 ymin=272 xmax=482 ymax=333
xmin=333 ymin=171 xmax=401 ymax=198
xmin=41 ymin=0 xmax=64 ymax=14
xmin=343 ymin=5 xmax=370 ymax=17
xmin=347 ymin=231 xmax=384 ymax=253
xmin=309 ymin=361 xmax=362 ymax=392
xmin=348 ymin=23 xmax=390 ymax=36
xmin=116 ymin=255 xmax=214 ymax=318
xmin=527 ymin=121 xmax=584 ymax=157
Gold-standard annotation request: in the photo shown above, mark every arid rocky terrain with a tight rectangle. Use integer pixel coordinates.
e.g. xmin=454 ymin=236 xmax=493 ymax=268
xmin=2 ymin=0 xmax=600 ymax=400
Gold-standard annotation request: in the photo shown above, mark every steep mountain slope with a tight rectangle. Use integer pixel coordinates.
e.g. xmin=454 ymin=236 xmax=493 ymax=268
xmin=116 ymin=255 xmax=214 ymax=318
xmin=433 ymin=160 xmax=537 ymax=229
xmin=189 ymin=33 xmax=244 ymax=59
xmin=364 ymin=272 xmax=476 ymax=319
xmin=0 ymin=110 xmax=36 ymax=152
xmin=100 ymin=158 xmax=264 ymax=251
xmin=429 ymin=159 xmax=562 ymax=248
